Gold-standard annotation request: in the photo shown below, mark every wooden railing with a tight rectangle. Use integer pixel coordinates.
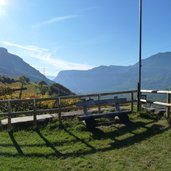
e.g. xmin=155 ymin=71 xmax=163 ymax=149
xmin=140 ymin=90 xmax=171 ymax=120
xmin=0 ymin=90 xmax=137 ymax=130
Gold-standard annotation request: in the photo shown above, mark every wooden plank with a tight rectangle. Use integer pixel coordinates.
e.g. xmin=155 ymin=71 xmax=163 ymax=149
xmin=131 ymin=92 xmax=134 ymax=112
xmin=141 ymin=99 xmax=171 ymax=107
xmin=98 ymin=90 xmax=137 ymax=96
xmin=3 ymin=90 xmax=137 ymax=102
xmin=33 ymin=99 xmax=37 ymax=127
xmin=7 ymin=100 xmax=12 ymax=130
xmin=97 ymin=98 xmax=127 ymax=105
xmin=114 ymin=96 xmax=120 ymax=111
xmin=141 ymin=89 xmax=171 ymax=94
xmin=166 ymin=94 xmax=171 ymax=119
xmin=157 ymin=90 xmax=171 ymax=94
xmin=142 ymin=106 xmax=156 ymax=112
xmin=0 ymin=90 xmax=137 ymax=103
xmin=0 ymin=106 xmax=76 ymax=116
xmin=140 ymin=99 xmax=147 ymax=103
xmin=76 ymin=98 xmax=127 ymax=108
xmin=62 ymin=90 xmax=137 ymax=99
xmin=76 ymin=99 xmax=95 ymax=107
xmin=58 ymin=97 xmax=62 ymax=123
xmin=140 ymin=99 xmax=154 ymax=103
xmin=1 ymin=113 xmax=58 ymax=126
xmin=141 ymin=90 xmax=158 ymax=93
xmin=153 ymin=101 xmax=171 ymax=107
xmin=98 ymin=94 xmax=101 ymax=113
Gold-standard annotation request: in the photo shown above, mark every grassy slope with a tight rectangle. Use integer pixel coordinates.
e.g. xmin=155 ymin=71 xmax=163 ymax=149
xmin=0 ymin=112 xmax=171 ymax=171
xmin=0 ymin=82 xmax=42 ymax=99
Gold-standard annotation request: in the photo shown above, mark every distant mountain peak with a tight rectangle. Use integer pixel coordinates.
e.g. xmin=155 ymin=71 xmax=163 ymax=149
xmin=0 ymin=47 xmax=53 ymax=84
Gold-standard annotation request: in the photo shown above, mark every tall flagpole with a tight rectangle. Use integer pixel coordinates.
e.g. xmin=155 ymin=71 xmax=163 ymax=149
xmin=137 ymin=0 xmax=142 ymax=111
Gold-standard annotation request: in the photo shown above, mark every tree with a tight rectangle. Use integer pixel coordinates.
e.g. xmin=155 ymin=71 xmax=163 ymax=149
xmin=38 ymin=81 xmax=48 ymax=95
xmin=18 ymin=76 xmax=30 ymax=84
xmin=0 ymin=75 xmax=16 ymax=84
xmin=18 ymin=76 xmax=30 ymax=98
xmin=49 ymin=83 xmax=74 ymax=96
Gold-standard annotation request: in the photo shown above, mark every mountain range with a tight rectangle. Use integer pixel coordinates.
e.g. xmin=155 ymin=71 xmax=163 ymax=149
xmin=0 ymin=47 xmax=53 ymax=84
xmin=54 ymin=52 xmax=171 ymax=94
xmin=1 ymin=47 xmax=171 ymax=94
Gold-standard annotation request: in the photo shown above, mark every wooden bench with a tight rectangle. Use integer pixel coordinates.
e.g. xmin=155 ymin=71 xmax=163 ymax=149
xmin=76 ymin=96 xmax=132 ymax=129
xmin=142 ymin=105 xmax=166 ymax=118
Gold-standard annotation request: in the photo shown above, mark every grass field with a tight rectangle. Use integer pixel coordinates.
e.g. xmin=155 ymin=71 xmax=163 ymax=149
xmin=0 ymin=112 xmax=171 ymax=171
xmin=0 ymin=82 xmax=49 ymax=100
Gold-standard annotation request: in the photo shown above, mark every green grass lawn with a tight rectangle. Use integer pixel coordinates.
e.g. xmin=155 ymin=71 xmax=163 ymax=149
xmin=0 ymin=112 xmax=171 ymax=171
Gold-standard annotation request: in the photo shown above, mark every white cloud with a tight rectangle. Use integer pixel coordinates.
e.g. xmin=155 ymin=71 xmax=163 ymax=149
xmin=0 ymin=41 xmax=93 ymax=76
xmin=32 ymin=15 xmax=78 ymax=28
xmin=0 ymin=41 xmax=49 ymax=52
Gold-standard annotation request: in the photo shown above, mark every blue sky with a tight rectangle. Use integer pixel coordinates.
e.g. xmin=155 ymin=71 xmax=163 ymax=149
xmin=0 ymin=0 xmax=171 ymax=77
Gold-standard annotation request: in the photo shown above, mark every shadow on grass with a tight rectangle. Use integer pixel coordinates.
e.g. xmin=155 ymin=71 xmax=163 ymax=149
xmin=138 ymin=112 xmax=162 ymax=121
xmin=91 ymin=120 xmax=155 ymax=140
xmin=35 ymin=128 xmax=62 ymax=157
xmin=91 ymin=122 xmax=167 ymax=150
xmin=8 ymin=131 xmax=24 ymax=155
xmin=62 ymin=125 xmax=96 ymax=152
xmin=1 ymin=119 xmax=169 ymax=159
xmin=60 ymin=120 xmax=169 ymax=157
xmin=109 ymin=123 xmax=167 ymax=149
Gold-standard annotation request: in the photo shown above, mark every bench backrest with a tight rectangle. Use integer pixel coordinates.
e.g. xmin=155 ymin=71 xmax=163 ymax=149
xmin=76 ymin=96 xmax=128 ymax=114
xmin=76 ymin=97 xmax=127 ymax=108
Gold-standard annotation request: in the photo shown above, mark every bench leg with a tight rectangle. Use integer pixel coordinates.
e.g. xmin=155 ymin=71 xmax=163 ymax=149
xmin=84 ymin=118 xmax=96 ymax=129
xmin=118 ymin=114 xmax=130 ymax=125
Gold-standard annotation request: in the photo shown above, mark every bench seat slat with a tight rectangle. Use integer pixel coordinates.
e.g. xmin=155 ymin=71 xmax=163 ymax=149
xmin=78 ymin=111 xmax=132 ymax=120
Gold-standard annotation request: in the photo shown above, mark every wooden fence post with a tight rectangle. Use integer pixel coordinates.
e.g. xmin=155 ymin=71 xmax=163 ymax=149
xmin=58 ymin=97 xmax=62 ymax=124
xmin=131 ymin=92 xmax=134 ymax=112
xmin=33 ymin=99 xmax=37 ymax=127
xmin=98 ymin=94 xmax=101 ymax=113
xmin=7 ymin=100 xmax=12 ymax=131
xmin=166 ymin=93 xmax=171 ymax=123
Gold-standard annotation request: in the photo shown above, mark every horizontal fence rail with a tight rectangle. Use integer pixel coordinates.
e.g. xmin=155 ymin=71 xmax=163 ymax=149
xmin=0 ymin=90 xmax=137 ymax=130
xmin=141 ymin=89 xmax=171 ymax=94
xmin=140 ymin=89 xmax=171 ymax=120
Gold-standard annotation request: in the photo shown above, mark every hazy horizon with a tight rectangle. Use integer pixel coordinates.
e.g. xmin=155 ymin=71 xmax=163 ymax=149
xmin=0 ymin=0 xmax=171 ymax=77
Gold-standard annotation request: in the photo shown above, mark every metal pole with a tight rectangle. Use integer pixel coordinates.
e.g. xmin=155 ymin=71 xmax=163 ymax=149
xmin=137 ymin=0 xmax=142 ymax=111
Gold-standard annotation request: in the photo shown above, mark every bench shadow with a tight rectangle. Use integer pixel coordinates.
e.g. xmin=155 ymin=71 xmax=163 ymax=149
xmin=110 ymin=123 xmax=167 ymax=149
xmin=139 ymin=112 xmax=163 ymax=121
xmin=91 ymin=120 xmax=155 ymax=140
xmin=57 ymin=120 xmax=169 ymax=158
xmin=91 ymin=121 xmax=168 ymax=151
